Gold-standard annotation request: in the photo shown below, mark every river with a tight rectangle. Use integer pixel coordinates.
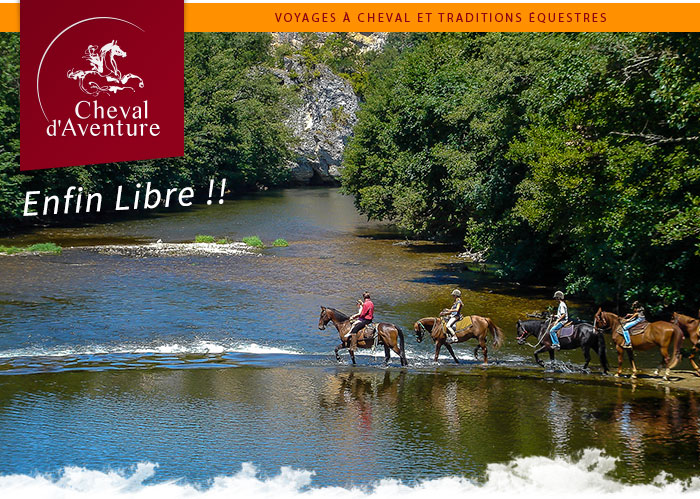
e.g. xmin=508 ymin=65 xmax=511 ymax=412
xmin=0 ymin=188 xmax=698 ymax=494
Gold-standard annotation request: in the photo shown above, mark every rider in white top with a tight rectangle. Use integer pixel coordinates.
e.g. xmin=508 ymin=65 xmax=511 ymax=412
xmin=549 ymin=290 xmax=568 ymax=350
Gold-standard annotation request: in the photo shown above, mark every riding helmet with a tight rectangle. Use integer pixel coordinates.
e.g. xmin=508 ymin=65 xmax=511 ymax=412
xmin=553 ymin=290 xmax=565 ymax=300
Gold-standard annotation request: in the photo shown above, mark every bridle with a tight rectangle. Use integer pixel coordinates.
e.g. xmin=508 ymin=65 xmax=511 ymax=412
xmin=415 ymin=319 xmax=431 ymax=342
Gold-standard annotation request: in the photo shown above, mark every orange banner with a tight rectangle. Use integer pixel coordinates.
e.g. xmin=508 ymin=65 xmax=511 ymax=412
xmin=1 ymin=3 xmax=700 ymax=32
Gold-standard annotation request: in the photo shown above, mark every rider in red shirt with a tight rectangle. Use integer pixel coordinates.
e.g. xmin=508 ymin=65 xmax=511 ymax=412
xmin=349 ymin=292 xmax=374 ymax=352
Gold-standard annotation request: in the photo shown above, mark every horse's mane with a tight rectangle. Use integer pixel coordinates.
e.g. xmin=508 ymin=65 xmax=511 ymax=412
xmin=328 ymin=308 xmax=351 ymax=322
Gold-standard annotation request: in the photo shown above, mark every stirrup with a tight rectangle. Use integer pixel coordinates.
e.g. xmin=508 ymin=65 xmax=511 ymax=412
xmin=622 ymin=342 xmax=632 ymax=349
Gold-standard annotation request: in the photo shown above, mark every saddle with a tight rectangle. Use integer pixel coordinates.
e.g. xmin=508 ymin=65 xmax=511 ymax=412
xmin=556 ymin=323 xmax=575 ymax=339
xmin=345 ymin=323 xmax=377 ymax=342
xmin=442 ymin=315 xmax=473 ymax=332
xmin=359 ymin=324 xmax=378 ymax=341
xmin=618 ymin=320 xmax=649 ymax=336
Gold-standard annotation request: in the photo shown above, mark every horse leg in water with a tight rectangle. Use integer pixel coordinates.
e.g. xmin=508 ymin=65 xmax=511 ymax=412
xmin=654 ymin=344 xmax=671 ymax=380
xmin=582 ymin=346 xmax=591 ymax=370
xmin=482 ymin=338 xmax=489 ymax=365
xmin=444 ymin=343 xmax=460 ymax=364
xmin=334 ymin=343 xmax=345 ymax=362
xmin=349 ymin=348 xmax=357 ymax=365
xmin=383 ymin=344 xmax=391 ymax=365
xmin=689 ymin=342 xmax=700 ymax=374
xmin=615 ymin=346 xmax=624 ymax=377
xmin=434 ymin=340 xmax=444 ymax=362
xmin=533 ymin=345 xmax=548 ymax=367
xmin=627 ymin=348 xmax=638 ymax=378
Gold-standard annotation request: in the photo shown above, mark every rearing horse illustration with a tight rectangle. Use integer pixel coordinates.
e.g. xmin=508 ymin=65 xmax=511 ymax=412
xmin=67 ymin=41 xmax=144 ymax=96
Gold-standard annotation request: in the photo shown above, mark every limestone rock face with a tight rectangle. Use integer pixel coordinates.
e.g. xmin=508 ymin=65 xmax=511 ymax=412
xmin=269 ymin=33 xmax=387 ymax=183
xmin=273 ymin=57 xmax=360 ymax=184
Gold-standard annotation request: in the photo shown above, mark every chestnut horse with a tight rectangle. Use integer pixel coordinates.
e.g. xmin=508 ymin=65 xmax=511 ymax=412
xmin=594 ymin=309 xmax=683 ymax=379
xmin=672 ymin=310 xmax=700 ymax=374
xmin=413 ymin=316 xmax=504 ymax=364
xmin=318 ymin=307 xmax=407 ymax=366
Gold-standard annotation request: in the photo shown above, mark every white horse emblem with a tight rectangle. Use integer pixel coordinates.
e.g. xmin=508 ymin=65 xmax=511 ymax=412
xmin=67 ymin=41 xmax=144 ymax=96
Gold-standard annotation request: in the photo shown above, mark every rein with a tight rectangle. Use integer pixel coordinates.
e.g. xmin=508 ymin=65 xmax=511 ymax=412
xmin=417 ymin=319 xmax=431 ymax=339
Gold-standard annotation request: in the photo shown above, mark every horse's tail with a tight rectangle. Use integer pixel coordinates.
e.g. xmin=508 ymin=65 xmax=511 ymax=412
xmin=596 ymin=329 xmax=609 ymax=373
xmin=668 ymin=323 xmax=684 ymax=370
xmin=396 ymin=325 xmax=408 ymax=366
xmin=486 ymin=318 xmax=505 ymax=350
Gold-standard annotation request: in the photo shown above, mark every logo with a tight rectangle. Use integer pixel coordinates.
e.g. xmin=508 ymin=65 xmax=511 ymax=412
xmin=67 ymin=40 xmax=144 ymax=96
xmin=20 ymin=0 xmax=183 ymax=171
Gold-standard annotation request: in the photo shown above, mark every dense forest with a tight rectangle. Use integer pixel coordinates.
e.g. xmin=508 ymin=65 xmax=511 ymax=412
xmin=343 ymin=33 xmax=700 ymax=311
xmin=1 ymin=32 xmax=699 ymax=310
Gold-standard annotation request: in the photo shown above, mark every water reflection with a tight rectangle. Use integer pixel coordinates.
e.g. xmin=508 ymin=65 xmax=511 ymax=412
xmin=0 ymin=367 xmax=699 ymax=484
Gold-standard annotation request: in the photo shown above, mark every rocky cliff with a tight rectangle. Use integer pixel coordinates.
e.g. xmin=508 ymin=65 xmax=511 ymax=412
xmin=272 ymin=57 xmax=359 ymax=184
xmin=270 ymin=33 xmax=387 ymax=184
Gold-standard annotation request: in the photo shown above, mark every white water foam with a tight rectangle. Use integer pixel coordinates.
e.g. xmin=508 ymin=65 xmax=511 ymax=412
xmin=89 ymin=241 xmax=258 ymax=257
xmin=1 ymin=450 xmax=699 ymax=498
xmin=0 ymin=340 xmax=305 ymax=360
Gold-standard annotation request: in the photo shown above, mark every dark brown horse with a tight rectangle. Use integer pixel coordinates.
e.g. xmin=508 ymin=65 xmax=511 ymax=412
xmin=318 ymin=306 xmax=407 ymax=366
xmin=672 ymin=310 xmax=700 ymax=374
xmin=413 ymin=316 xmax=505 ymax=364
xmin=594 ymin=309 xmax=683 ymax=380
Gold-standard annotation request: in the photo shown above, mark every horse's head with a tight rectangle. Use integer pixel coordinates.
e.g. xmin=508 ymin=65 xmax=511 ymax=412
xmin=318 ymin=306 xmax=331 ymax=330
xmin=594 ymin=307 xmax=609 ymax=330
xmin=671 ymin=311 xmax=680 ymax=325
xmin=516 ymin=320 xmax=530 ymax=345
xmin=102 ymin=40 xmax=127 ymax=58
xmin=414 ymin=319 xmax=431 ymax=343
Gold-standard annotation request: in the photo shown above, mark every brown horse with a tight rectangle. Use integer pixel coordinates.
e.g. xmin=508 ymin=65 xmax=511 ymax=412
xmin=318 ymin=306 xmax=407 ymax=366
xmin=413 ymin=316 xmax=505 ymax=364
xmin=594 ymin=309 xmax=683 ymax=380
xmin=672 ymin=310 xmax=700 ymax=374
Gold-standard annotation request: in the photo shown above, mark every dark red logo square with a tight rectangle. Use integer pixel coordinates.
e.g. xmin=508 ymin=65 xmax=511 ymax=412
xmin=20 ymin=0 xmax=184 ymax=171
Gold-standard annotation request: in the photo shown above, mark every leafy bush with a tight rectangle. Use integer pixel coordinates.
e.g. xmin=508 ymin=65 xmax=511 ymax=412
xmin=0 ymin=242 xmax=61 ymax=254
xmin=195 ymin=235 xmax=215 ymax=243
xmin=242 ymin=236 xmax=264 ymax=248
xmin=272 ymin=238 xmax=289 ymax=247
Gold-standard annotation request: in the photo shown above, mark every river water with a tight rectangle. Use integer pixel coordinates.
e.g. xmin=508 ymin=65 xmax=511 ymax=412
xmin=0 ymin=188 xmax=698 ymax=494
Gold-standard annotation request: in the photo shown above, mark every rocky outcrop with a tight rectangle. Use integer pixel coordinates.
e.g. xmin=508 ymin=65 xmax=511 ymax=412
xmin=271 ymin=32 xmax=387 ymax=53
xmin=269 ymin=33 xmax=388 ymax=183
xmin=272 ymin=57 xmax=360 ymax=184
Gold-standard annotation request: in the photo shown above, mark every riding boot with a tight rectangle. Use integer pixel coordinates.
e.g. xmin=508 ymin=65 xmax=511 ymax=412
xmin=350 ymin=332 xmax=358 ymax=352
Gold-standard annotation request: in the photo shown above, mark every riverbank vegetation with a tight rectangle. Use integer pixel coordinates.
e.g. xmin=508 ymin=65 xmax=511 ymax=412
xmin=0 ymin=33 xmax=297 ymax=230
xmin=0 ymin=242 xmax=62 ymax=255
xmin=2 ymin=32 xmax=698 ymax=309
xmin=242 ymin=236 xmax=264 ymax=248
xmin=342 ymin=33 xmax=700 ymax=310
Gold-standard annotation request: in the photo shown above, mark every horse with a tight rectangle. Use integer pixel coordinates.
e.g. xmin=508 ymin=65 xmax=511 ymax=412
xmin=413 ymin=315 xmax=504 ymax=364
xmin=318 ymin=307 xmax=407 ymax=366
xmin=515 ymin=318 xmax=608 ymax=373
xmin=594 ymin=309 xmax=683 ymax=380
xmin=672 ymin=310 xmax=700 ymax=374
xmin=67 ymin=41 xmax=144 ymax=96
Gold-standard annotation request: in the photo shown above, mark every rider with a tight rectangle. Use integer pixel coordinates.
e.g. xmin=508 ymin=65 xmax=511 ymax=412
xmin=348 ymin=292 xmax=374 ymax=352
xmin=620 ymin=301 xmax=645 ymax=349
xmin=441 ymin=289 xmax=463 ymax=344
xmin=549 ymin=290 xmax=568 ymax=351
